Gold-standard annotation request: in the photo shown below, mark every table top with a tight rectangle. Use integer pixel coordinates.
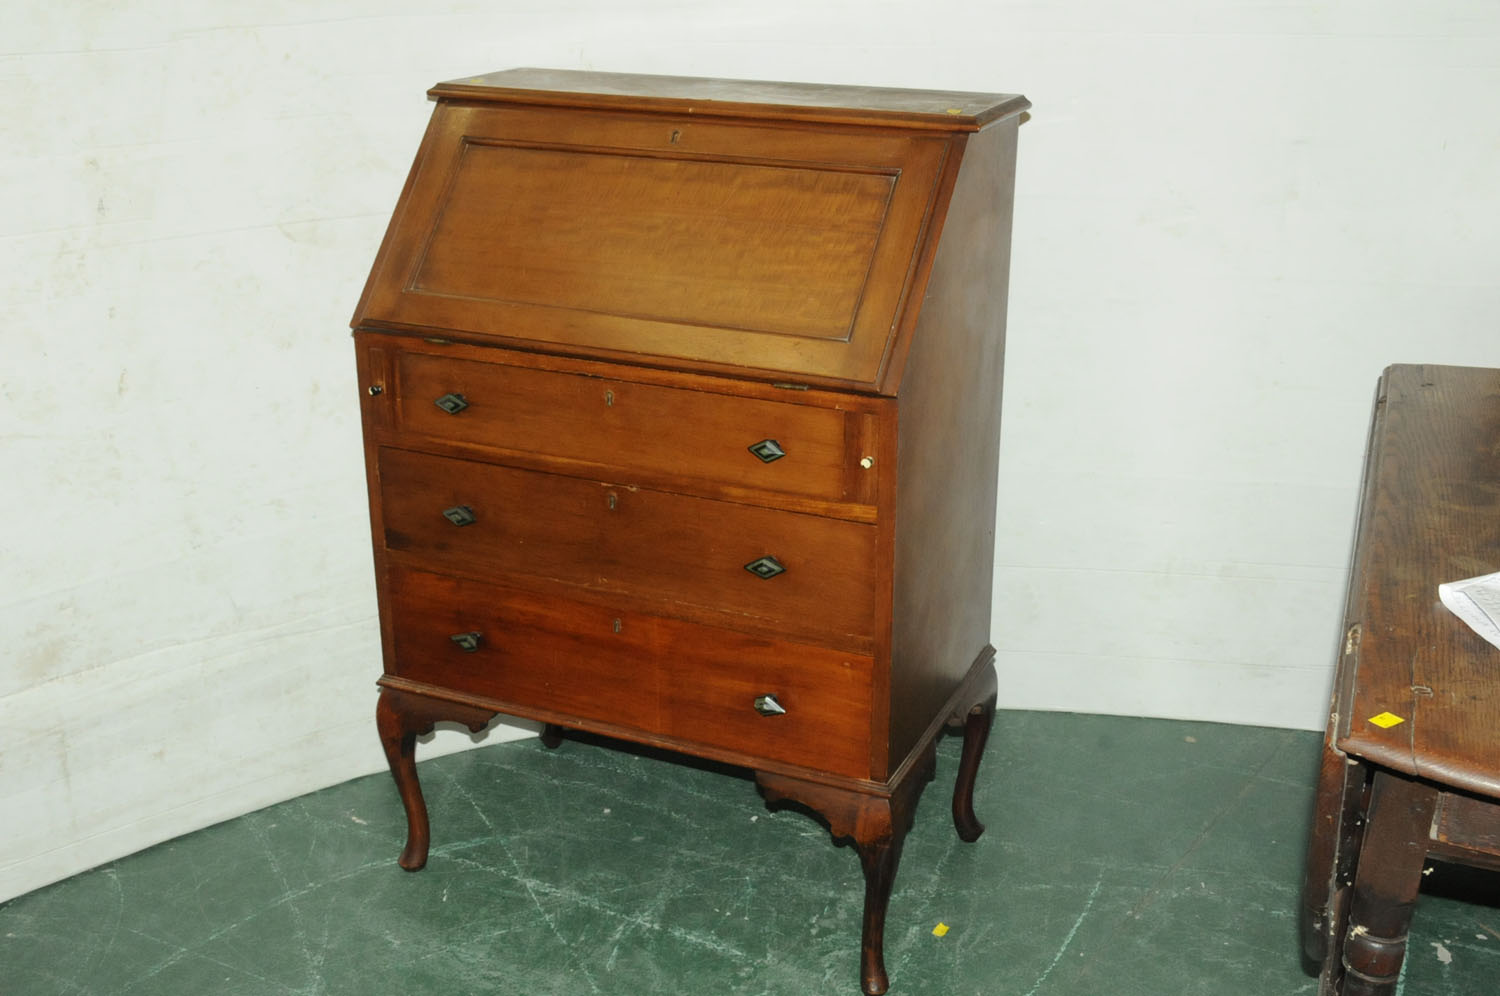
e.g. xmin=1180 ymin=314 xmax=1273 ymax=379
xmin=1336 ymin=364 xmax=1500 ymax=798
xmin=430 ymin=68 xmax=1031 ymax=132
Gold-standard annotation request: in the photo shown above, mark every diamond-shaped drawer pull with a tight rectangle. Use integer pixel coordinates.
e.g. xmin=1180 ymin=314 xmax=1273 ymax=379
xmin=442 ymin=505 xmax=476 ymax=527
xmin=748 ymin=438 xmax=786 ymax=463
xmin=450 ymin=631 xmax=482 ymax=653
xmin=753 ymin=694 xmax=787 ymax=717
xmin=434 ymin=392 xmax=469 ymax=415
xmin=744 ymin=556 xmax=785 ymax=579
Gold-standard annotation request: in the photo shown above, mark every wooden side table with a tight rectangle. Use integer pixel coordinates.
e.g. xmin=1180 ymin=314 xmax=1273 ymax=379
xmin=1302 ymin=364 xmax=1500 ymax=995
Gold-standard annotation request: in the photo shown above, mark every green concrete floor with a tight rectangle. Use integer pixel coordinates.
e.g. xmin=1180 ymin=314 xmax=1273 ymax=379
xmin=3 ymin=712 xmax=1497 ymax=995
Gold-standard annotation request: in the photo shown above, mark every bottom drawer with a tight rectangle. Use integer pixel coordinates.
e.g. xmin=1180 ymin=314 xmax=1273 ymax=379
xmin=385 ymin=566 xmax=875 ymax=778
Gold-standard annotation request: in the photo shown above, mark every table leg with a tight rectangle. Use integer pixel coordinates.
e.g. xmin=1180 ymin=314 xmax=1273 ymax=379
xmin=1302 ymin=743 xmax=1371 ymax=989
xmin=1339 ymin=771 xmax=1437 ymax=996
xmin=757 ymin=743 xmax=937 ymax=995
xmin=950 ymin=662 xmax=998 ymax=843
xmin=375 ymin=687 xmax=496 ymax=871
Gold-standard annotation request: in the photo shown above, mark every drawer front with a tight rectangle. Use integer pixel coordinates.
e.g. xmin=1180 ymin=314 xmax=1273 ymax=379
xmin=386 ymin=566 xmax=874 ymax=778
xmin=393 ymin=348 xmax=852 ymax=501
xmin=378 ymin=447 xmax=877 ymax=644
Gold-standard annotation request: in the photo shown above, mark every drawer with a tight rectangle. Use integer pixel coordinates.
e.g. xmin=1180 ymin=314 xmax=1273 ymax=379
xmin=386 ymin=566 xmax=874 ymax=778
xmin=378 ymin=447 xmax=877 ymax=645
xmin=391 ymin=347 xmax=854 ymax=502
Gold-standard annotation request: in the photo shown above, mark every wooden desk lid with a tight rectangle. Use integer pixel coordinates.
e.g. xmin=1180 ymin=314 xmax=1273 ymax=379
xmin=1338 ymin=364 xmax=1500 ymax=799
xmin=352 ymin=69 xmax=1028 ymax=395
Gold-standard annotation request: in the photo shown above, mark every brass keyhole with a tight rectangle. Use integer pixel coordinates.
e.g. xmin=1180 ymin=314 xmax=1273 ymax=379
xmin=604 ymin=390 xmax=614 ymax=407
xmin=607 ymin=492 xmax=618 ymax=511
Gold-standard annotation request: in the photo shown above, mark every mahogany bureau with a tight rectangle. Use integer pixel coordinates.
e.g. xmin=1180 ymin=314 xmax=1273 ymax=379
xmin=351 ymin=68 xmax=1029 ymax=994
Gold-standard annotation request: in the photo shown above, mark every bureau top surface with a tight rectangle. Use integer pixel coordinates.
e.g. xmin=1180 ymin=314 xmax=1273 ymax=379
xmin=1338 ymin=363 xmax=1500 ymax=799
xmin=431 ymin=68 xmax=1029 ymax=132
xmin=354 ymin=68 xmax=1027 ymax=393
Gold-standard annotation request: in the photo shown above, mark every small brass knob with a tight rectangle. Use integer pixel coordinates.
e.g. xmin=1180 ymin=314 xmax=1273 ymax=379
xmin=859 ymin=456 xmax=874 ymax=469
xmin=367 ymin=384 xmax=384 ymax=396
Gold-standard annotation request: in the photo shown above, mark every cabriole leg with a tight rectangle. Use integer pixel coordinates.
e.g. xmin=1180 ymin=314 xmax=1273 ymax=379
xmin=374 ymin=687 xmax=496 ymax=871
xmin=851 ymin=811 xmax=906 ymax=995
xmin=756 ymin=744 xmax=936 ymax=995
xmin=950 ymin=664 xmax=998 ymax=843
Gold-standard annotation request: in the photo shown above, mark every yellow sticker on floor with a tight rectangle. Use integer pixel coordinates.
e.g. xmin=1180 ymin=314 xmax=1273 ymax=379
xmin=1368 ymin=711 xmax=1405 ymax=728
xmin=932 ymin=923 xmax=949 ymax=937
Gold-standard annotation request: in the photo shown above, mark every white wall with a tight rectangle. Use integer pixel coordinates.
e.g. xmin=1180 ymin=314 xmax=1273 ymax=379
xmin=2 ymin=1 xmax=1496 ymax=901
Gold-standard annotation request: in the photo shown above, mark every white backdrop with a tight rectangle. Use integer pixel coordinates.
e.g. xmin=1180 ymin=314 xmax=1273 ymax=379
xmin=2 ymin=0 xmax=1496 ymax=901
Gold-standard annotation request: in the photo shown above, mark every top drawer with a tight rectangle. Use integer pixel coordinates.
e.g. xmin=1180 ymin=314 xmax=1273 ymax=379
xmin=365 ymin=337 xmax=878 ymax=507
xmin=351 ymin=102 xmax=955 ymax=392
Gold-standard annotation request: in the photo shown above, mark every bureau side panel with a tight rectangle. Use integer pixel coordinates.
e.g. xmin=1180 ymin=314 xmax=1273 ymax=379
xmin=889 ymin=119 xmax=1019 ymax=769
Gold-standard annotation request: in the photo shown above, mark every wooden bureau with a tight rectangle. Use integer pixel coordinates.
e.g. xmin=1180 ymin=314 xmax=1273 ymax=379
xmin=352 ymin=68 xmax=1028 ymax=994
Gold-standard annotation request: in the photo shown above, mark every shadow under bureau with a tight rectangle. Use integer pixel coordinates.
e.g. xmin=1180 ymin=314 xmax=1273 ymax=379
xmin=351 ymin=68 xmax=1029 ymax=995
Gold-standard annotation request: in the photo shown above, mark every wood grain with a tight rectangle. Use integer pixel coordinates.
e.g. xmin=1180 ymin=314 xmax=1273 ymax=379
xmin=432 ymin=67 xmax=1030 ymax=132
xmin=386 ymin=565 xmax=875 ymax=777
xmin=354 ymin=102 xmax=954 ymax=393
xmin=1303 ymin=363 xmax=1500 ymax=995
xmin=377 ymin=446 xmax=879 ymax=649
xmin=1338 ymin=364 xmax=1500 ymax=798
xmin=887 ymin=116 xmax=1018 ymax=770
xmin=389 ymin=341 xmax=857 ymax=504
xmin=414 ymin=142 xmax=894 ymax=339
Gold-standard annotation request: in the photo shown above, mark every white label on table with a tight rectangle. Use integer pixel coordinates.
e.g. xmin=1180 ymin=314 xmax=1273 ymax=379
xmin=1438 ymin=571 xmax=1500 ymax=652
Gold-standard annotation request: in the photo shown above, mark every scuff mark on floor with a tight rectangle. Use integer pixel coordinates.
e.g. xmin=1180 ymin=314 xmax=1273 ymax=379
xmin=1022 ymin=877 xmax=1102 ymax=996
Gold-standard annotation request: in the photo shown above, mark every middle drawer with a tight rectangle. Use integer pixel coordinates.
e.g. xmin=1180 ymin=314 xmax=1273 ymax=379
xmin=378 ymin=446 xmax=877 ymax=647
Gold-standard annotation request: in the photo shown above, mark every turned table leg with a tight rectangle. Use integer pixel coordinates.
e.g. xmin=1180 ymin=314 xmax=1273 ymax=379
xmin=539 ymin=723 xmax=565 ymax=749
xmin=374 ymin=687 xmax=496 ymax=871
xmin=1301 ymin=742 xmax=1371 ymax=990
xmin=1339 ymin=771 xmax=1437 ymax=995
xmin=950 ymin=664 xmax=998 ymax=843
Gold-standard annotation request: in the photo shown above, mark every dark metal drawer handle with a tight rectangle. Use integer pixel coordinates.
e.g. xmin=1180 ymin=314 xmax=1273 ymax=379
xmin=442 ymin=505 xmax=476 ymax=526
xmin=744 ymin=556 xmax=785 ymax=579
xmin=450 ymin=632 xmax=482 ymax=653
xmin=434 ymin=392 xmax=469 ymax=415
xmin=753 ymin=694 xmax=786 ymax=717
xmin=748 ymin=438 xmax=786 ymax=463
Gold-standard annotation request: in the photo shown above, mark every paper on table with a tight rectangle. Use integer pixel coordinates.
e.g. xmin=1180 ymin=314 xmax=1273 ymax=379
xmin=1438 ymin=571 xmax=1500 ymax=652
